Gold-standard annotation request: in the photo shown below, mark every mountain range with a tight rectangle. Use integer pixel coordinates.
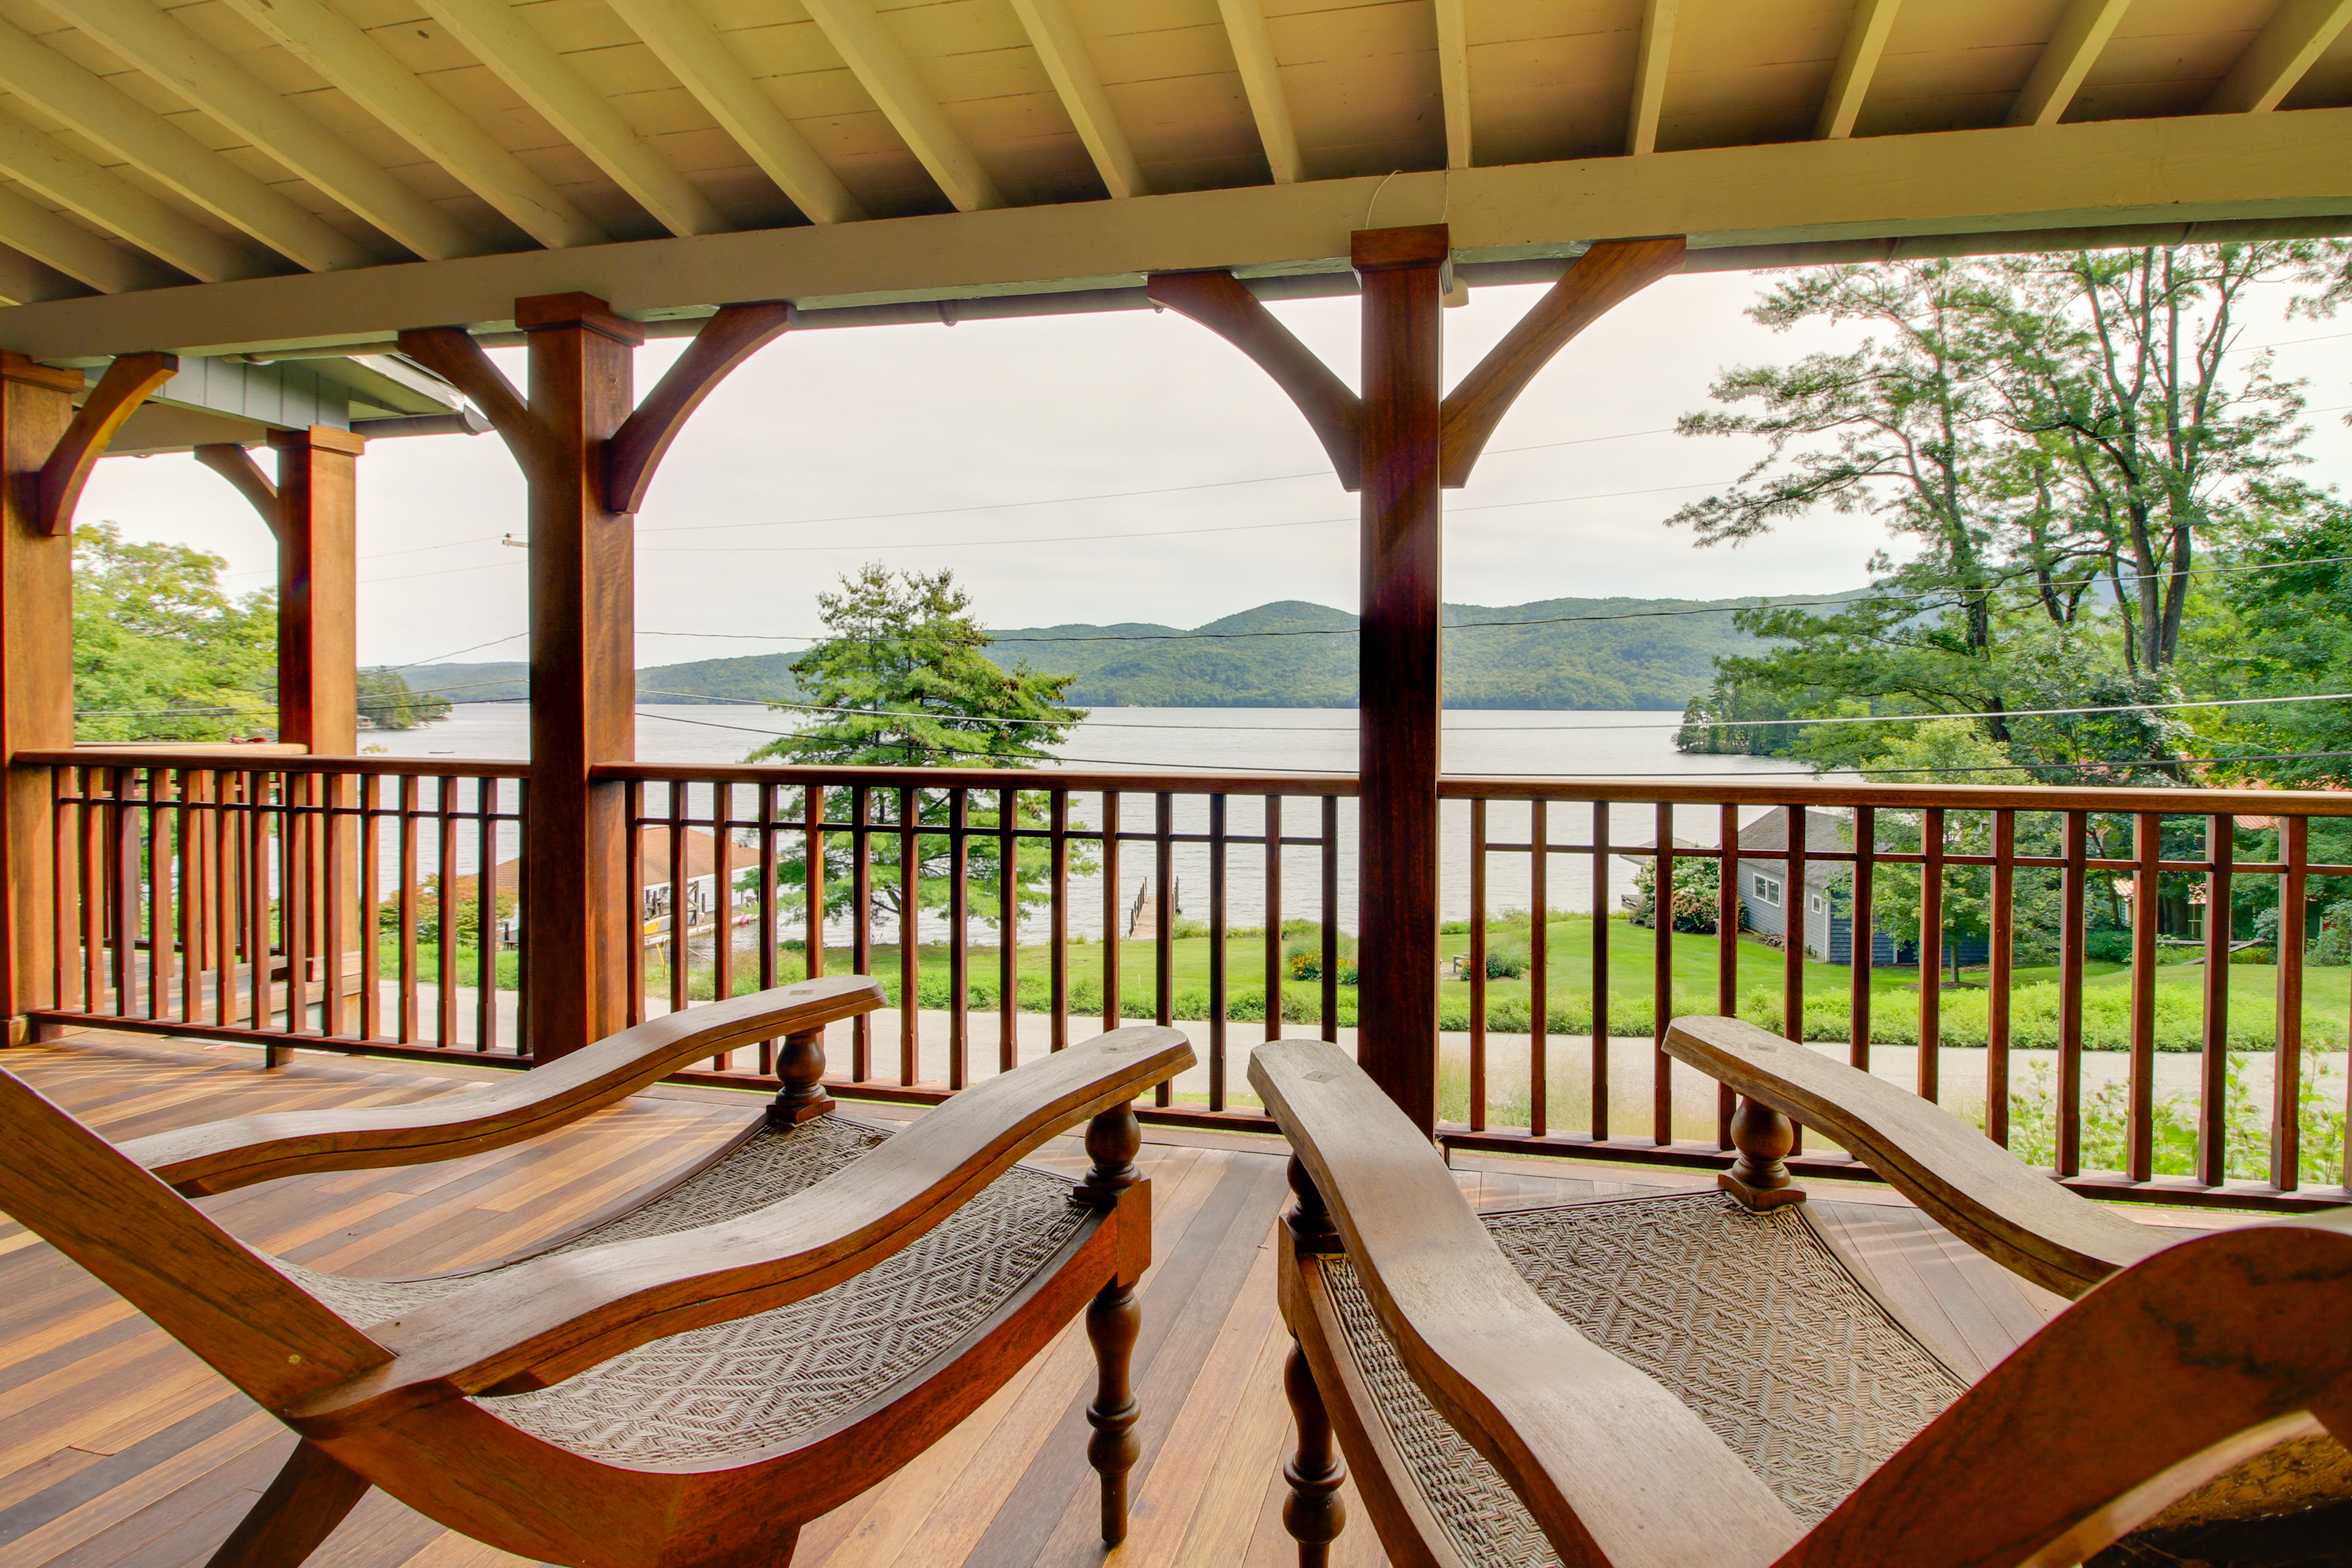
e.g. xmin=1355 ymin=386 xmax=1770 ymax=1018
xmin=397 ymin=594 xmax=1793 ymax=712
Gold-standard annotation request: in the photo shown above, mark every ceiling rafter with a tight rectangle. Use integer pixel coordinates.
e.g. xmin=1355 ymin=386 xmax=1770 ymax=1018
xmin=2007 ymin=0 xmax=2133 ymax=127
xmin=1213 ymin=0 xmax=1301 ymax=184
xmin=213 ymin=0 xmax=606 ymax=251
xmin=413 ymin=0 xmax=728 ymax=238
xmin=2205 ymin=0 xmax=2352 ymax=113
xmin=0 ymin=181 xmax=174 ymax=292
xmin=1626 ymin=0 xmax=1677 ymax=154
xmin=799 ymin=0 xmax=1003 ymax=212
xmin=1007 ymin=0 xmax=1145 ymax=198
xmin=1433 ymin=0 xmax=1469 ymax=168
xmin=47 ymin=0 xmax=479 ymax=261
xmin=1815 ymin=0 xmax=1903 ymax=140
xmin=0 ymin=14 xmax=371 ymax=273
xmin=0 ymin=105 xmax=271 ymax=282
xmin=600 ymin=0 xmax=862 ymax=225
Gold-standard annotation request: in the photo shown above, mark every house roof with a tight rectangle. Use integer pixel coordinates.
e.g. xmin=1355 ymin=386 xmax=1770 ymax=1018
xmin=1733 ymin=805 xmax=1851 ymax=891
xmin=4 ymin=1 xmax=2350 ymax=374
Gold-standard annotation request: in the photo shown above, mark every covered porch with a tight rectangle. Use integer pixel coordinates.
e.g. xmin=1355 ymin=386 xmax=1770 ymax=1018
xmin=4 ymin=2 xmax=2352 ymax=1563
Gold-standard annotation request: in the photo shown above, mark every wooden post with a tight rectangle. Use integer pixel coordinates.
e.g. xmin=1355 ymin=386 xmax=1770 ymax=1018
xmin=1353 ymin=224 xmax=1448 ymax=1134
xmin=1 ymin=353 xmax=80 ymax=1041
xmin=519 ymin=294 xmax=643 ymax=1061
xmin=267 ymin=427 xmax=364 ymax=754
xmin=1147 ymin=237 xmax=1684 ymax=1135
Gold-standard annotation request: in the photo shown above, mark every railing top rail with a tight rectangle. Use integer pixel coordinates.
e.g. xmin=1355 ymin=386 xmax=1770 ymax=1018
xmin=1437 ymin=774 xmax=2352 ymax=816
xmin=596 ymin=761 xmax=1360 ymax=794
xmin=17 ymin=748 xmax=533 ymax=780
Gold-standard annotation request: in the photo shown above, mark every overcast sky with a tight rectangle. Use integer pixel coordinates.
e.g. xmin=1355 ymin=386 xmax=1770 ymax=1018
xmin=76 ymin=268 xmax=2352 ymax=672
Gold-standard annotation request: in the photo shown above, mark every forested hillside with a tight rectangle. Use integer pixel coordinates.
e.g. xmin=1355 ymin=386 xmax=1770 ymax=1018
xmin=401 ymin=594 xmax=1780 ymax=710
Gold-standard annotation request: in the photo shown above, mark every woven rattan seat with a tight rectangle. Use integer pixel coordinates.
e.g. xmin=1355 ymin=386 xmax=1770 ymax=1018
xmin=1319 ymin=1192 xmax=1973 ymax=1568
xmin=271 ymin=1113 xmax=1090 ymax=1467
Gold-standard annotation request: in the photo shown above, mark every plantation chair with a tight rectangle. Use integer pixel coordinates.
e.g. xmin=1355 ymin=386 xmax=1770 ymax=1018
xmin=1250 ymin=1021 xmax=2352 ymax=1568
xmin=0 ymin=977 xmax=1195 ymax=1568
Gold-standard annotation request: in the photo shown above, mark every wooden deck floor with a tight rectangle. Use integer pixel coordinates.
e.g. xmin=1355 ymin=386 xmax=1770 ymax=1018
xmin=0 ymin=1032 xmax=2122 ymax=1568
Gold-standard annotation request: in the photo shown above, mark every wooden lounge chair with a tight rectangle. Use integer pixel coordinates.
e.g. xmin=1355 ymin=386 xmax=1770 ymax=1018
xmin=1250 ymin=1020 xmax=2352 ymax=1568
xmin=0 ymin=977 xmax=1195 ymax=1568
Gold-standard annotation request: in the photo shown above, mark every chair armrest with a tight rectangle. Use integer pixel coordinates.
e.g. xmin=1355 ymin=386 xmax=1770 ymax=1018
xmin=288 ymin=1026 xmax=1194 ymax=1434
xmin=125 ymin=978 xmax=887 ymax=1195
xmin=1250 ymin=1039 xmax=1800 ymax=1568
xmin=1782 ymin=1212 xmax=2352 ymax=1568
xmin=1664 ymin=1015 xmax=2165 ymax=1299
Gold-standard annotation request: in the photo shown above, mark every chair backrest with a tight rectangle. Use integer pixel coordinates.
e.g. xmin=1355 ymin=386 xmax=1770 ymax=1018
xmin=0 ymin=1066 xmax=390 ymax=1409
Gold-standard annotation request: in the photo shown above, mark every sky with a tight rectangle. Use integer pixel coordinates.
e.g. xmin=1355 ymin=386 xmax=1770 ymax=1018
xmin=74 ymin=266 xmax=2352 ymax=673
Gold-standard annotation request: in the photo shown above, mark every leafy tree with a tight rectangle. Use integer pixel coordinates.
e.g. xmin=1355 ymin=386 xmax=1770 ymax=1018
xmin=1667 ymin=243 xmax=2342 ymax=780
xmin=746 ymin=566 xmax=1088 ymax=931
xmin=356 ymin=667 xmax=453 ymax=731
xmin=72 ymin=521 xmax=276 ymax=742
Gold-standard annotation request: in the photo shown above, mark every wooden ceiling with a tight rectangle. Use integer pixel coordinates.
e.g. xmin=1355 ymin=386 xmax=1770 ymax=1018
xmin=1 ymin=0 xmax=2349 ymax=351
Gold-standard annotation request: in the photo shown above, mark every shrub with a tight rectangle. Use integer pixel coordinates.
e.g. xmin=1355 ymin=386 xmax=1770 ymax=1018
xmin=1483 ymin=944 xmax=1529 ymax=980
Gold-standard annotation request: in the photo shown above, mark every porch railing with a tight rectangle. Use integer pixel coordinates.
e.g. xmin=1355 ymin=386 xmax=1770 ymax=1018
xmin=20 ymin=750 xmax=2351 ymax=1211
xmin=27 ymin=753 xmax=526 ymax=1065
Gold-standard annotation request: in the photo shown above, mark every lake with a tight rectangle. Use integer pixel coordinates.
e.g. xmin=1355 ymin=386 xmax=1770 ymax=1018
xmin=367 ymin=704 xmax=1803 ymax=933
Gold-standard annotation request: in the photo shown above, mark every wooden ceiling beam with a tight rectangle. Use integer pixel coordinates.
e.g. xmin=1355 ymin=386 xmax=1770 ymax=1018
xmin=799 ymin=0 xmax=1004 ymax=212
xmin=0 ymin=186 xmax=172 ymax=294
xmin=0 ymin=15 xmax=371 ymax=273
xmin=605 ymin=300 xmax=792 ymax=513
xmin=49 ymin=0 xmax=478 ymax=262
xmin=601 ymin=0 xmax=862 ymax=225
xmin=2007 ymin=0 xmax=2133 ymax=127
xmin=1433 ymin=0 xmax=1471 ymax=168
xmin=1008 ymin=0 xmax=1145 ymax=198
xmin=1213 ymin=0 xmax=1302 ymax=184
xmin=9 ymin=107 xmax=2351 ymax=361
xmin=213 ymin=0 xmax=606 ymax=251
xmin=1815 ymin=0 xmax=1904 ymax=140
xmin=414 ymin=0 xmax=728 ymax=238
xmin=0 ymin=108 xmax=271 ymax=283
xmin=1144 ymin=270 xmax=1359 ymax=486
xmin=1626 ymin=0 xmax=1678 ymax=154
xmin=2206 ymin=0 xmax=2352 ymax=113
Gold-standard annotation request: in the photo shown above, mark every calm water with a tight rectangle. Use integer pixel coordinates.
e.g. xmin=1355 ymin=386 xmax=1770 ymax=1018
xmin=369 ymin=704 xmax=1801 ymax=933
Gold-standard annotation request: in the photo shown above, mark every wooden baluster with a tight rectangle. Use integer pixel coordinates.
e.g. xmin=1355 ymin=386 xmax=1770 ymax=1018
xmin=949 ymin=788 xmax=969 ymax=1090
xmin=852 ymin=785 xmax=874 ymax=1076
xmin=1208 ymin=792 xmax=1228 ymax=1110
xmin=1047 ymin=790 xmax=1067 ymax=1052
xmin=1320 ymin=796 xmax=1340 ymax=1046
xmin=1154 ymin=792 xmax=1174 ymax=1105
xmin=998 ymin=785 xmax=1017 ymax=1074
xmin=1592 ymin=800 xmax=1610 ymax=1143
xmin=2059 ymin=810 xmax=2088 ymax=1176
xmin=2199 ymin=813 xmax=2233 ymax=1188
xmin=1470 ymin=797 xmax=1488 ymax=1132
xmin=1281 ymin=1156 xmax=1347 ymax=1566
xmin=1919 ymin=805 xmax=1944 ymax=1102
xmin=1850 ymin=805 xmax=1874 ymax=1072
xmin=1720 ymin=1093 xmax=1806 ymax=1211
xmin=2274 ymin=815 xmax=2307 ymax=1191
xmin=2128 ymin=811 xmax=2160 ymax=1183
xmin=1986 ymin=809 xmax=2015 ymax=1145
xmin=1076 ymin=1102 xmax=1143 ymax=1545
xmin=1716 ymin=804 xmax=1740 ymax=1148
xmin=1530 ymin=799 xmax=1548 ymax=1137
xmin=899 ymin=785 xmax=918 ymax=1085
xmin=1653 ymin=802 xmax=1674 ymax=1145
xmin=1101 ymin=789 xmax=1121 ymax=1034
xmin=1264 ymin=795 xmax=1283 ymax=1043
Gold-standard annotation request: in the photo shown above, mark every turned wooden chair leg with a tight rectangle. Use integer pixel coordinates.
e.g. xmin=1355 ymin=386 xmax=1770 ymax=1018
xmin=205 ymin=1440 xmax=371 ymax=1568
xmin=1282 ymin=1339 xmax=1346 ymax=1567
xmin=1087 ymin=1278 xmax=1143 ymax=1545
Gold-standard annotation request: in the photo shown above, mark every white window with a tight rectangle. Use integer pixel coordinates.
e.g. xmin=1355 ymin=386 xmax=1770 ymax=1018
xmin=1754 ymin=874 xmax=1782 ymax=907
xmin=1809 ymin=892 xmax=1826 ymax=914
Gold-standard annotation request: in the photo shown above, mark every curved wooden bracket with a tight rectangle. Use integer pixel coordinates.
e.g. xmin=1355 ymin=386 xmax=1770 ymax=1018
xmin=604 ymin=301 xmax=793 ymax=514
xmin=191 ymin=442 xmax=280 ymax=534
xmin=394 ymin=327 xmax=541 ymax=479
xmin=1144 ymin=271 xmax=1363 ymax=490
xmin=36 ymin=351 xmax=178 ymax=535
xmin=1437 ymin=236 xmax=1686 ymax=488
